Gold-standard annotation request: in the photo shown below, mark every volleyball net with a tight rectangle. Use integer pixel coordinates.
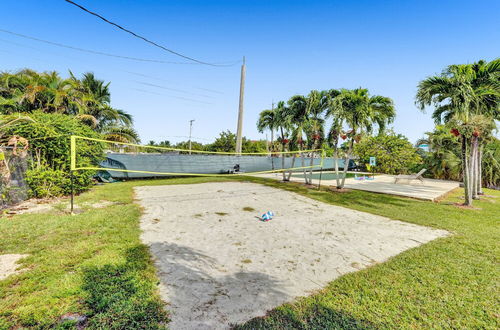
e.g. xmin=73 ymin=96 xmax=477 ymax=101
xmin=70 ymin=135 xmax=325 ymax=178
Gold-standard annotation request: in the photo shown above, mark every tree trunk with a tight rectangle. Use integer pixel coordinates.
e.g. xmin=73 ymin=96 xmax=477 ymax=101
xmin=339 ymin=138 xmax=354 ymax=189
xmin=279 ymin=127 xmax=287 ymax=181
xmin=308 ymin=139 xmax=318 ymax=184
xmin=478 ymin=144 xmax=484 ymax=195
xmin=334 ymin=147 xmax=341 ymax=188
xmin=471 ymin=136 xmax=480 ymax=199
xmin=299 ymin=144 xmax=309 ymax=184
xmin=461 ymin=136 xmax=472 ymax=206
xmin=287 ymin=154 xmax=296 ymax=181
xmin=270 ymin=130 xmax=274 ymax=170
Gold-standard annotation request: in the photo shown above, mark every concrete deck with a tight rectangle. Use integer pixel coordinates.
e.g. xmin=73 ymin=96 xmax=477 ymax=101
xmin=256 ymin=173 xmax=460 ymax=201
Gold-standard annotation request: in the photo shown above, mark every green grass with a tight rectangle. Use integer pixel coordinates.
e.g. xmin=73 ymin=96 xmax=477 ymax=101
xmin=0 ymin=176 xmax=498 ymax=329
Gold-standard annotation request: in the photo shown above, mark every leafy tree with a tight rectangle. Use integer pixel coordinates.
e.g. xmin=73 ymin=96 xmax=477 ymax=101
xmin=2 ymin=111 xmax=103 ymax=197
xmin=354 ymin=132 xmax=422 ymax=175
xmin=416 ymin=126 xmax=461 ymax=180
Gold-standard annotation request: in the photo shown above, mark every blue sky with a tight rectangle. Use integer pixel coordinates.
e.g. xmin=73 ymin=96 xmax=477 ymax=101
xmin=1 ymin=0 xmax=498 ymax=144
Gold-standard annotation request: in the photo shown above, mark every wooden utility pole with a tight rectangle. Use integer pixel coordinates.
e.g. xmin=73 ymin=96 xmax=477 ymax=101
xmin=235 ymin=56 xmax=246 ymax=154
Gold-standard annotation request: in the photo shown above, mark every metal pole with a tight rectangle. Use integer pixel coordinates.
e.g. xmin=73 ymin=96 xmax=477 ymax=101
xmin=188 ymin=119 xmax=195 ymax=154
xmin=235 ymin=56 xmax=246 ymax=154
xmin=70 ymin=171 xmax=74 ymax=214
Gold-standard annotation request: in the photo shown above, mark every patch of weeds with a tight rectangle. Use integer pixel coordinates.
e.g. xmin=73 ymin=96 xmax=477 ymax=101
xmin=193 ymin=213 xmax=203 ymax=218
xmin=241 ymin=259 xmax=252 ymax=264
xmin=215 ymin=212 xmax=228 ymax=216
xmin=242 ymin=206 xmax=255 ymax=212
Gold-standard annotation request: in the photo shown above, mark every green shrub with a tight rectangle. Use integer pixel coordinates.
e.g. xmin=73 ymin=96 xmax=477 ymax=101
xmin=25 ymin=167 xmax=95 ymax=198
xmin=3 ymin=111 xmax=104 ymax=198
xmin=354 ymin=132 xmax=422 ymax=174
xmin=3 ymin=111 xmax=103 ymax=170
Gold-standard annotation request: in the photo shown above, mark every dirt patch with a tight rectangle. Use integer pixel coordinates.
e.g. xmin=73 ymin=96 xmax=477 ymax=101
xmin=328 ymin=187 xmax=352 ymax=193
xmin=0 ymin=254 xmax=28 ymax=280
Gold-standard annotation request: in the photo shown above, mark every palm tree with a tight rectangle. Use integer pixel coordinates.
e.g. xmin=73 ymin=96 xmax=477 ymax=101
xmin=416 ymin=59 xmax=499 ymax=205
xmin=330 ymin=88 xmax=395 ymax=188
xmin=286 ymin=91 xmax=328 ymax=184
xmin=274 ymin=101 xmax=292 ymax=181
xmin=257 ymin=108 xmax=277 ymax=152
xmin=0 ymin=69 xmax=138 ymax=143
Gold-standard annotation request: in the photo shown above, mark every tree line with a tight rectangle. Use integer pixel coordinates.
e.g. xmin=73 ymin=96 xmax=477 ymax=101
xmin=257 ymin=58 xmax=499 ymax=206
xmin=257 ymin=88 xmax=395 ymax=188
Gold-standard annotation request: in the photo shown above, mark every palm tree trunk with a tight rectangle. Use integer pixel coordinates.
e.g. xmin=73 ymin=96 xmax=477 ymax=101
xmin=478 ymin=144 xmax=484 ymax=195
xmin=308 ymin=139 xmax=318 ymax=184
xmin=339 ymin=138 xmax=354 ymax=188
xmin=279 ymin=127 xmax=287 ymax=181
xmin=334 ymin=147 xmax=341 ymax=188
xmin=461 ymin=136 xmax=472 ymax=206
xmin=287 ymin=154 xmax=296 ymax=181
xmin=270 ymin=130 xmax=274 ymax=170
xmin=472 ymin=137 xmax=479 ymax=199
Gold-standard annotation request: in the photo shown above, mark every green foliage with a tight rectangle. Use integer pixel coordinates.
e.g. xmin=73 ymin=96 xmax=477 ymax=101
xmin=354 ymin=133 xmax=422 ymax=174
xmin=2 ymin=111 xmax=103 ymax=197
xmin=25 ymin=167 xmax=94 ymax=198
xmin=205 ymin=130 xmax=267 ymax=153
xmin=0 ymin=69 xmax=138 ymax=143
xmin=417 ymin=126 xmax=462 ymax=180
xmin=482 ymin=139 xmax=500 ymax=188
xmin=3 ymin=111 xmax=103 ymax=170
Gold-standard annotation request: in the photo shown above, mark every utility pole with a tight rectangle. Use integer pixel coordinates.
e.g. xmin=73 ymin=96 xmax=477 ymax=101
xmin=188 ymin=119 xmax=195 ymax=154
xmin=235 ymin=56 xmax=246 ymax=154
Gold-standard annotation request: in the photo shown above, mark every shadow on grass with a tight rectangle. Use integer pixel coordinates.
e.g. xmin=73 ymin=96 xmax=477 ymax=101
xmin=80 ymin=245 xmax=168 ymax=329
xmin=234 ymin=303 xmax=380 ymax=329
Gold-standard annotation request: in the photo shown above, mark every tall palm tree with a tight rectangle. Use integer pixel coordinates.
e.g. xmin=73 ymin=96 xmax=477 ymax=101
xmin=257 ymin=108 xmax=277 ymax=152
xmin=416 ymin=59 xmax=499 ymax=205
xmin=330 ymin=88 xmax=395 ymax=188
xmin=274 ymin=101 xmax=293 ymax=180
xmin=286 ymin=90 xmax=328 ymax=184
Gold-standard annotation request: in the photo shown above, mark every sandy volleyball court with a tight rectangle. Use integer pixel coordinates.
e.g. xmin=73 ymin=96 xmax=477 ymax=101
xmin=135 ymin=182 xmax=448 ymax=329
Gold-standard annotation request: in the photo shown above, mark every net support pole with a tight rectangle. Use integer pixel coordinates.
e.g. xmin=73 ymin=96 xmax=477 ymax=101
xmin=70 ymin=171 xmax=74 ymax=214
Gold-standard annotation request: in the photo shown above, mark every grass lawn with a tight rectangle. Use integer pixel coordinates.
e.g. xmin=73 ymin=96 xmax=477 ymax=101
xmin=0 ymin=176 xmax=498 ymax=329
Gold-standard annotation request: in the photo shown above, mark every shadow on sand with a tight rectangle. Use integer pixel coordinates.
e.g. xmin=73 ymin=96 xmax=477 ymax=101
xmin=149 ymin=241 xmax=289 ymax=329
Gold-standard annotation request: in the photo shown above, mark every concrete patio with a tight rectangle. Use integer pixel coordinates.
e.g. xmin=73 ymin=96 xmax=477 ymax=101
xmin=256 ymin=173 xmax=460 ymax=201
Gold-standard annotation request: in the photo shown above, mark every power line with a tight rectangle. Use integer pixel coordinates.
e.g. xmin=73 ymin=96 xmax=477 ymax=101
xmin=131 ymin=88 xmax=213 ymax=105
xmin=63 ymin=0 xmax=239 ymax=67
xmin=125 ymin=71 xmax=225 ymax=95
xmin=0 ymin=28 xmax=196 ymax=65
xmin=134 ymin=80 xmax=214 ymax=99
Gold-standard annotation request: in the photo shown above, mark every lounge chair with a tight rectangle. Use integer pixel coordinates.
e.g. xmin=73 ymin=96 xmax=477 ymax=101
xmin=394 ymin=169 xmax=427 ymax=184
